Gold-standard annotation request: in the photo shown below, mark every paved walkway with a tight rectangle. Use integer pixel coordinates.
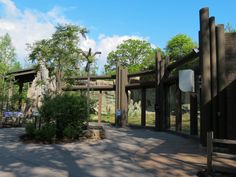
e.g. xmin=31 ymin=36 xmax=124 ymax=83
xmin=0 ymin=125 xmax=235 ymax=177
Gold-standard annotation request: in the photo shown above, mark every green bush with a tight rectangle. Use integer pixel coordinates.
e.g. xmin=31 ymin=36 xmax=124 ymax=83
xmin=63 ymin=124 xmax=82 ymax=139
xmin=34 ymin=123 xmax=56 ymax=141
xmin=25 ymin=123 xmax=36 ymax=137
xmin=39 ymin=93 xmax=89 ymax=138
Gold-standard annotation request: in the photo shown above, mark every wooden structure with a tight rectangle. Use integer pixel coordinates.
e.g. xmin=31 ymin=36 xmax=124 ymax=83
xmin=5 ymin=7 xmax=236 ymax=147
xmin=207 ymin=131 xmax=236 ymax=173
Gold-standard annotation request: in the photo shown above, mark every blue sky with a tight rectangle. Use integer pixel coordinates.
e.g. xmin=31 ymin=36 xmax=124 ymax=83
xmin=0 ymin=0 xmax=235 ymax=72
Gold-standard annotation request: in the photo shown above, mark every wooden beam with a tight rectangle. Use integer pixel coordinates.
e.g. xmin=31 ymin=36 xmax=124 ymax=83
xmin=125 ymin=81 xmax=155 ymax=90
xmin=63 ymin=85 xmax=115 ymax=91
xmin=216 ymin=24 xmax=226 ymax=139
xmin=209 ymin=17 xmax=218 ymax=137
xmin=67 ymin=75 xmax=116 ymax=81
xmin=176 ymin=87 xmax=182 ymax=132
xmin=141 ymin=88 xmax=146 ymax=126
xmin=190 ymin=93 xmax=198 ymax=135
xmin=128 ymin=70 xmax=155 ymax=78
xmin=200 ymin=7 xmax=211 ymax=146
xmin=98 ymin=90 xmax=102 ymax=126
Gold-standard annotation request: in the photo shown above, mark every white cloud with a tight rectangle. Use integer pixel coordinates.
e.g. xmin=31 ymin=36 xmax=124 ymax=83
xmin=0 ymin=0 xmax=152 ymax=73
xmin=95 ymin=35 xmax=147 ymax=73
xmin=0 ymin=0 xmax=66 ymax=66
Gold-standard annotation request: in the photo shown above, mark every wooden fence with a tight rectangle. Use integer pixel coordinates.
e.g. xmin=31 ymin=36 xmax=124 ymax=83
xmin=207 ymin=131 xmax=236 ymax=173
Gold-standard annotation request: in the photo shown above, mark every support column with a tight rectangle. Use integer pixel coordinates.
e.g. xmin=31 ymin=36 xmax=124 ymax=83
xmin=216 ymin=24 xmax=226 ymax=139
xmin=176 ymin=87 xmax=182 ymax=132
xmin=155 ymin=52 xmax=160 ymax=129
xmin=18 ymin=82 xmax=23 ymax=111
xmin=190 ymin=93 xmax=198 ymax=135
xmin=200 ymin=7 xmax=212 ymax=145
xmin=209 ymin=17 xmax=218 ymax=137
xmin=98 ymin=90 xmax=102 ymax=126
xmin=115 ymin=64 xmax=128 ymax=127
xmin=141 ymin=88 xmax=146 ymax=126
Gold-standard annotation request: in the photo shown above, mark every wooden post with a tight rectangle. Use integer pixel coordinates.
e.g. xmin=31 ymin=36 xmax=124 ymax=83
xmin=98 ymin=90 xmax=102 ymax=126
xmin=207 ymin=131 xmax=213 ymax=173
xmin=141 ymin=88 xmax=146 ymax=126
xmin=176 ymin=87 xmax=182 ymax=132
xmin=200 ymin=7 xmax=212 ymax=146
xmin=216 ymin=24 xmax=226 ymax=139
xmin=121 ymin=68 xmax=128 ymax=127
xmin=190 ymin=93 xmax=198 ymax=135
xmin=209 ymin=17 xmax=218 ymax=137
xmin=18 ymin=82 xmax=23 ymax=111
xmin=155 ymin=51 xmax=161 ymax=130
xmin=115 ymin=64 xmax=128 ymax=127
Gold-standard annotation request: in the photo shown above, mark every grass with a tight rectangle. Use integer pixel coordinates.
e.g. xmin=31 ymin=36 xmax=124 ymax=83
xmin=91 ymin=111 xmax=200 ymax=135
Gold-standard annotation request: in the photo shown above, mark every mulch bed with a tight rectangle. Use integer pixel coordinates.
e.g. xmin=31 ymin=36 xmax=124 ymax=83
xmin=197 ymin=170 xmax=236 ymax=177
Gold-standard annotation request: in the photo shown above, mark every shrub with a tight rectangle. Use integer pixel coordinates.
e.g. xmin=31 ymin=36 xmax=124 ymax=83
xmin=25 ymin=123 xmax=35 ymax=138
xmin=34 ymin=123 xmax=56 ymax=142
xmin=39 ymin=93 xmax=89 ymax=138
xmin=63 ymin=124 xmax=82 ymax=139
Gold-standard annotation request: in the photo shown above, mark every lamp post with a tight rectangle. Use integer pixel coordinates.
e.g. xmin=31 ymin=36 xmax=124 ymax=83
xmin=81 ymin=48 xmax=101 ymax=117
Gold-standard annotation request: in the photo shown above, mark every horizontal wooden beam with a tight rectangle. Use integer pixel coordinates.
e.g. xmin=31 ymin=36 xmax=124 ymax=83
xmin=213 ymin=139 xmax=236 ymax=145
xmin=126 ymin=81 xmax=155 ymax=89
xmin=128 ymin=70 xmax=155 ymax=78
xmin=67 ymin=75 xmax=116 ymax=81
xmin=63 ymin=85 xmax=115 ymax=91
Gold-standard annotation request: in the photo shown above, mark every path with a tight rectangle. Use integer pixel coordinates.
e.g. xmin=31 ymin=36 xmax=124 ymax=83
xmin=0 ymin=125 xmax=234 ymax=177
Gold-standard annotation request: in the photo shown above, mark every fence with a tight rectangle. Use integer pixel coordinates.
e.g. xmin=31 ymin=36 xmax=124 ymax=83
xmin=207 ymin=131 xmax=236 ymax=173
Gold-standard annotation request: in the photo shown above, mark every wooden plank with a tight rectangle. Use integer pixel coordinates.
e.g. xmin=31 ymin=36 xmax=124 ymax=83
xmin=213 ymin=152 xmax=236 ymax=159
xmin=128 ymin=70 xmax=155 ymax=78
xmin=63 ymin=85 xmax=115 ymax=91
xmin=67 ymin=75 xmax=115 ymax=81
xmin=207 ymin=131 xmax=213 ymax=173
xmin=141 ymin=88 xmax=146 ymax=126
xmin=213 ymin=139 xmax=236 ymax=145
xmin=125 ymin=81 xmax=155 ymax=90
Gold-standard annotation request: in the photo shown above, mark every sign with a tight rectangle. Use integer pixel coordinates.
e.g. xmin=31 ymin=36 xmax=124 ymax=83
xmin=179 ymin=69 xmax=195 ymax=92
xmin=116 ymin=109 xmax=122 ymax=117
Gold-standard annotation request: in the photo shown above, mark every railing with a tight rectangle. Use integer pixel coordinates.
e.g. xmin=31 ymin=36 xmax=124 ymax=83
xmin=207 ymin=131 xmax=236 ymax=173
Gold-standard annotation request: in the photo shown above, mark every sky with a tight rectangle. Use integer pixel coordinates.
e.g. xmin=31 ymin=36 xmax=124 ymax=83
xmin=0 ymin=0 xmax=235 ymax=73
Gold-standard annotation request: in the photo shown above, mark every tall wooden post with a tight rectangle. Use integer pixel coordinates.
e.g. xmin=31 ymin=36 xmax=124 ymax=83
xmin=155 ymin=51 xmax=161 ymax=130
xmin=209 ymin=17 xmax=218 ymax=137
xmin=18 ymin=82 xmax=23 ymax=111
xmin=190 ymin=93 xmax=198 ymax=135
xmin=141 ymin=88 xmax=146 ymax=126
xmin=176 ymin=87 xmax=182 ymax=132
xmin=98 ymin=90 xmax=102 ymax=126
xmin=200 ymin=7 xmax=212 ymax=145
xmin=216 ymin=24 xmax=226 ymax=139
xmin=115 ymin=64 xmax=128 ymax=127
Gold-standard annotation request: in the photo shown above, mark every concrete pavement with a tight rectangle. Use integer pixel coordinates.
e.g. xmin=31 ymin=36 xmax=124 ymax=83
xmin=0 ymin=125 xmax=234 ymax=177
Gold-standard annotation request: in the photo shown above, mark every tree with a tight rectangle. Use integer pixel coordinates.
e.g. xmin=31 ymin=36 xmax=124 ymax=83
xmin=0 ymin=33 xmax=21 ymax=111
xmin=166 ymin=34 xmax=197 ymax=61
xmin=105 ymin=39 xmax=155 ymax=74
xmin=225 ymin=22 xmax=236 ymax=32
xmin=28 ymin=24 xmax=88 ymax=93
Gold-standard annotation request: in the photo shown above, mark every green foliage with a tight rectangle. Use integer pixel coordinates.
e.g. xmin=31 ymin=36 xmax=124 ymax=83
xmin=36 ymin=123 xmax=57 ymax=141
xmin=225 ymin=22 xmax=236 ymax=32
xmin=25 ymin=123 xmax=35 ymax=138
xmin=105 ymin=39 xmax=155 ymax=74
xmin=166 ymin=34 xmax=197 ymax=61
xmin=28 ymin=24 xmax=88 ymax=93
xmin=63 ymin=124 xmax=82 ymax=139
xmin=39 ymin=93 xmax=89 ymax=138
